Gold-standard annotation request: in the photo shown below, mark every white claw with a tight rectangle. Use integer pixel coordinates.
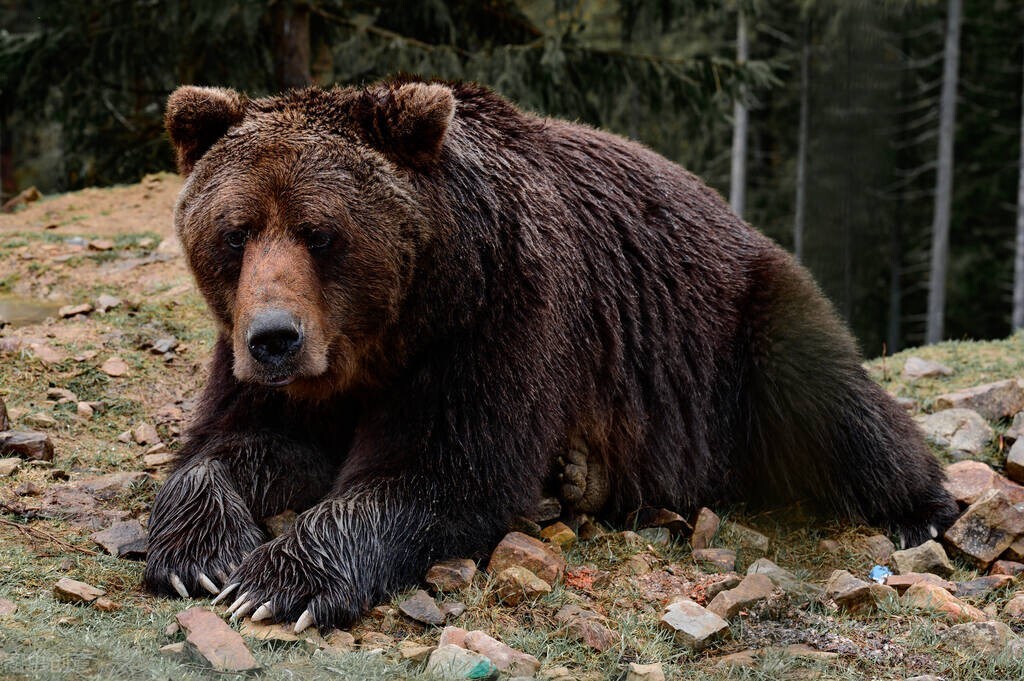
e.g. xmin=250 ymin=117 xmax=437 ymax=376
xmin=294 ymin=609 xmax=314 ymax=634
xmin=231 ymin=600 xmax=255 ymax=621
xmin=929 ymin=524 xmax=939 ymax=539
xmin=169 ymin=573 xmax=189 ymax=599
xmin=198 ymin=573 xmax=220 ymax=596
xmin=226 ymin=591 xmax=249 ymax=615
xmin=211 ymin=582 xmax=239 ymax=606
xmin=250 ymin=602 xmax=272 ymax=622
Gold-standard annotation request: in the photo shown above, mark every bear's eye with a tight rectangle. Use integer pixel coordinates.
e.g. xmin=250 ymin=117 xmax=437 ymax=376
xmin=304 ymin=229 xmax=333 ymax=252
xmin=224 ymin=230 xmax=248 ymax=251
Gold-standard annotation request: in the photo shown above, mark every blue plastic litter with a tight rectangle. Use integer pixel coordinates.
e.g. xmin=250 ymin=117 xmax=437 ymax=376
xmin=868 ymin=565 xmax=893 ymax=584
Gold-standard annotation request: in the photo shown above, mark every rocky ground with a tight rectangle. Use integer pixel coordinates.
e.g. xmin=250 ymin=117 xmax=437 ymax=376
xmin=2 ymin=177 xmax=1024 ymax=681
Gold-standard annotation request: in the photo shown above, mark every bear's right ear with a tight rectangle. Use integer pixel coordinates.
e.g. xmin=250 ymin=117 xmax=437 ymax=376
xmin=165 ymin=86 xmax=247 ymax=176
xmin=352 ymin=81 xmax=456 ymax=170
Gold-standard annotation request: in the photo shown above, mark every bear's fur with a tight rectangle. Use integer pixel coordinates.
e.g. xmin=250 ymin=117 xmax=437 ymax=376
xmin=145 ymin=77 xmax=957 ymax=630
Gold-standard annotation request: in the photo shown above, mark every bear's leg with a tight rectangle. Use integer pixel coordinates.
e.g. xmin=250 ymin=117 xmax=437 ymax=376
xmin=739 ymin=249 xmax=958 ymax=546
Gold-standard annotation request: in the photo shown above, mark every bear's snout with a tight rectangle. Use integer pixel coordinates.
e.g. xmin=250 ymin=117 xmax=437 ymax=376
xmin=246 ymin=309 xmax=304 ymax=369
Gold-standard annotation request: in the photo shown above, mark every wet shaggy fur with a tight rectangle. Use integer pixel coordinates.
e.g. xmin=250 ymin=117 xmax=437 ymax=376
xmin=145 ymin=78 xmax=958 ymax=629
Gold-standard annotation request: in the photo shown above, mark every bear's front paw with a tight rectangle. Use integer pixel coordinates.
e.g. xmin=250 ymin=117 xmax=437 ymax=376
xmin=217 ymin=533 xmax=360 ymax=633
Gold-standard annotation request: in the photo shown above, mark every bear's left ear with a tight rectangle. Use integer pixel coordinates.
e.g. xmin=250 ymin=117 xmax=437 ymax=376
xmin=165 ymin=86 xmax=247 ymax=176
xmin=352 ymin=82 xmax=456 ymax=169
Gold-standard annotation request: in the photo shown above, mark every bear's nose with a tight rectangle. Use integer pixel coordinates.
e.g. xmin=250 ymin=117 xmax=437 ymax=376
xmin=246 ymin=309 xmax=303 ymax=366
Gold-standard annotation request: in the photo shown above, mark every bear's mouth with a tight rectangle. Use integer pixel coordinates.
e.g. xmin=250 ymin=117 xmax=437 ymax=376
xmin=261 ymin=375 xmax=296 ymax=388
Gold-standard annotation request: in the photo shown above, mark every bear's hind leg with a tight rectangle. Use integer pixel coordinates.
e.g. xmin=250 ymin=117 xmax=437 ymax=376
xmin=739 ymin=249 xmax=958 ymax=546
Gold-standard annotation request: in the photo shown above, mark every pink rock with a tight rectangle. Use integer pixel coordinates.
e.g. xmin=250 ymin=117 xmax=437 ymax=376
xmin=176 ymin=607 xmax=260 ymax=672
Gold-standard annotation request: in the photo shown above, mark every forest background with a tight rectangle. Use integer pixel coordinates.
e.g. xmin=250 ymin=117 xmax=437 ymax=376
xmin=2 ymin=0 xmax=1023 ymax=355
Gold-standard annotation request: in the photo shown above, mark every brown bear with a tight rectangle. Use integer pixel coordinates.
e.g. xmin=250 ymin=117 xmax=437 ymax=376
xmin=144 ymin=77 xmax=957 ymax=632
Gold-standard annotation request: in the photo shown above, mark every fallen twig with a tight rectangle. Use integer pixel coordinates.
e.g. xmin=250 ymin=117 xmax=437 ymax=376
xmin=0 ymin=517 xmax=98 ymax=556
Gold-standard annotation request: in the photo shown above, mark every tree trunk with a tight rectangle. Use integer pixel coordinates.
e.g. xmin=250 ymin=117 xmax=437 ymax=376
xmin=271 ymin=1 xmax=312 ymax=90
xmin=729 ymin=11 xmax=749 ymax=218
xmin=925 ymin=0 xmax=961 ymax=344
xmin=793 ymin=20 xmax=810 ymax=262
xmin=1013 ymin=38 xmax=1024 ymax=330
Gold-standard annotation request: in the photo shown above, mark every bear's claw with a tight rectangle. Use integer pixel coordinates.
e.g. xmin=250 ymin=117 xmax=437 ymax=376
xmin=211 ymin=582 xmax=239 ymax=605
xmin=294 ymin=609 xmax=314 ymax=634
xmin=250 ymin=602 xmax=273 ymax=622
xmin=168 ymin=573 xmax=190 ymax=599
xmin=198 ymin=573 xmax=221 ymax=595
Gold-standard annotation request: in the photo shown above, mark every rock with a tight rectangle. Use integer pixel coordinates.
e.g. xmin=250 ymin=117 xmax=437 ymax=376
xmin=399 ymin=589 xmax=445 ymax=626
xmin=176 ymin=607 xmax=260 ymax=672
xmin=426 ymin=644 xmax=499 ymax=680
xmin=989 ymin=560 xmax=1024 ymax=576
xmin=861 ymin=534 xmax=896 ymax=563
xmin=935 ymin=379 xmax=1024 ymax=420
xmin=692 ymin=548 xmax=736 ymax=573
xmin=441 ymin=601 xmax=466 ymax=619
xmin=487 ymin=532 xmax=566 ymax=584
xmin=88 ymin=239 xmax=115 ymax=251
xmin=0 ymin=599 xmax=17 ymax=616
xmin=30 ymin=343 xmax=66 ymax=365
xmin=555 ymin=605 xmax=620 ymax=652
xmin=826 ymin=570 xmax=897 ymax=613
xmin=916 ymin=409 xmax=993 ymax=457
xmin=508 ymin=516 xmax=542 ymax=537
xmin=322 ymin=630 xmax=356 ymax=651
xmin=891 ymin=540 xmax=954 ymax=577
xmin=943 ymin=489 xmax=1024 ymax=568
xmin=160 ymin=642 xmax=185 ymax=657
xmin=659 ymin=599 xmax=730 ymax=652
xmin=527 ymin=497 xmax=561 ymax=523
xmin=132 ymin=422 xmax=160 ymax=446
xmin=705 ymin=574 xmax=742 ymax=601
xmin=262 ymin=510 xmax=297 ymax=538
xmin=638 ymin=527 xmax=672 ymax=546
xmin=46 ymin=387 xmax=78 ymax=402
xmin=492 ymin=566 xmax=551 ymax=605
xmin=628 ymin=507 xmax=691 ymax=534
xmin=944 ymin=460 xmax=1001 ymax=506
xmin=956 ymin=574 xmax=1013 ymax=599
xmin=76 ymin=402 xmax=94 ymax=419
xmin=426 ymin=558 xmax=477 ymax=592
xmin=1008 ymin=439 xmax=1024 ymax=485
xmin=144 ymin=452 xmax=177 ymax=468
xmin=1003 ymin=593 xmax=1024 ymax=618
xmin=706 ymin=573 xmax=775 ymax=619
xmin=715 ymin=649 xmax=759 ymax=668
xmin=15 ymin=481 xmax=43 ymax=496
xmin=150 ymin=337 xmax=179 ymax=354
xmin=746 ymin=558 xmax=822 ymax=598
xmin=539 ymin=521 xmax=576 ymax=548
xmin=90 ymin=519 xmax=148 ymax=559
xmin=724 ymin=522 xmax=769 ymax=553
xmin=59 ymin=303 xmax=93 ymax=318
xmin=902 ymin=582 xmax=987 ymax=623
xmin=439 ymin=626 xmax=468 ymax=648
xmin=238 ymin=620 xmax=300 ymax=642
xmin=95 ymin=294 xmax=122 ymax=313
xmin=690 ymin=507 xmax=720 ymax=550
xmin=0 ymin=457 xmax=21 ymax=476
xmin=23 ymin=412 xmax=56 ymax=429
xmin=53 ymin=578 xmax=105 ymax=603
xmin=902 ymin=356 xmax=954 ymax=380
xmin=93 ymin=597 xmax=120 ymax=612
xmin=464 ymin=630 xmax=541 ymax=676
xmin=398 ymin=642 xmax=435 ymax=662
xmin=626 ymin=663 xmax=666 ymax=681
xmin=940 ymin=620 xmax=1024 ymax=657
xmin=100 ymin=357 xmax=130 ymax=377
xmin=623 ymin=553 xmax=657 ymax=575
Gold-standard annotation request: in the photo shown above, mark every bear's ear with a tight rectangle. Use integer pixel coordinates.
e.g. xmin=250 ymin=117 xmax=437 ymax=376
xmin=165 ymin=86 xmax=247 ymax=176
xmin=352 ymin=82 xmax=456 ymax=169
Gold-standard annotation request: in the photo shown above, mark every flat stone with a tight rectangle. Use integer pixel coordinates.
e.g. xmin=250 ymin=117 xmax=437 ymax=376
xmin=93 ymin=597 xmax=120 ymax=612
xmin=46 ymin=387 xmax=78 ymax=402
xmin=715 ymin=649 xmax=758 ymax=668
xmin=916 ymin=409 xmax=993 ymax=457
xmin=0 ymin=599 xmax=17 ymax=617
xmin=95 ymin=294 xmax=122 ymax=312
xmin=902 ymin=582 xmax=987 ymax=623
xmin=132 ymin=422 xmax=160 ymax=446
xmin=628 ymin=508 xmax=691 ymax=534
xmin=527 ymin=497 xmax=561 ymax=523
xmin=555 ymin=605 xmax=620 ymax=652
xmin=935 ymin=379 xmax=1024 ymax=420
xmin=426 ymin=558 xmax=477 ymax=592
xmin=626 ymin=663 xmax=666 ymax=681
xmin=53 ymin=577 xmax=105 ymax=603
xmin=59 ymin=303 xmax=93 ymax=318
xmin=492 ymin=566 xmax=551 ymax=605
xmin=945 ymin=460 xmax=1001 ymax=506
xmin=399 ymin=589 xmax=445 ymax=626
xmin=940 ymin=620 xmax=1024 ymax=657
xmin=144 ymin=452 xmax=177 ymax=468
xmin=426 ymin=644 xmax=499 ymax=680
xmin=464 ymin=630 xmax=541 ymax=676
xmin=826 ymin=570 xmax=897 ymax=613
xmin=160 ymin=642 xmax=185 ymax=657
xmin=0 ymin=457 xmax=21 ymax=476
xmin=322 ymin=630 xmax=356 ymax=651
xmin=441 ymin=601 xmax=466 ymax=619
xmin=884 ymin=569 xmax=954 ymax=593
xmin=1007 ymin=439 xmax=1024 ymax=485
xmin=690 ymin=507 xmax=720 ymax=550
xmin=1003 ymin=593 xmax=1024 ymax=618
xmin=150 ymin=337 xmax=179 ymax=354
xmin=439 ymin=626 xmax=468 ymax=648
xmin=956 ymin=574 xmax=1013 ymax=599
xmin=746 ymin=558 xmax=822 ymax=598
xmin=692 ymin=548 xmax=736 ymax=573
xmin=659 ymin=599 xmax=730 ymax=652
xmin=90 ymin=519 xmax=148 ymax=559
xmin=707 ymin=573 xmax=775 ymax=619
xmin=487 ymin=532 xmax=566 ymax=584
xmin=176 ymin=607 xmax=260 ymax=672
xmin=539 ymin=521 xmax=576 ymax=548
xmin=88 ymin=239 xmax=115 ymax=251
xmin=238 ymin=620 xmax=300 ymax=642
xmin=902 ymin=356 xmax=954 ymax=380
xmin=100 ymin=357 xmax=130 ymax=377
xmin=943 ymin=489 xmax=1024 ymax=568
xmin=76 ymin=402 xmax=94 ymax=419
xmin=990 ymin=560 xmax=1024 ymax=576
xmin=724 ymin=522 xmax=769 ymax=553
xmin=262 ymin=510 xmax=297 ymax=538
xmin=706 ymin=574 xmax=742 ymax=601
xmin=861 ymin=534 xmax=896 ymax=563
xmin=23 ymin=412 xmax=56 ymax=429
xmin=891 ymin=540 xmax=954 ymax=577
xmin=29 ymin=343 xmax=66 ymax=365
xmin=398 ymin=642 xmax=435 ymax=662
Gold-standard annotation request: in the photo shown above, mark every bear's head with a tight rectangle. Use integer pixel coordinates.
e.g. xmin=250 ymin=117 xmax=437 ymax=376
xmin=165 ymin=81 xmax=456 ymax=399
